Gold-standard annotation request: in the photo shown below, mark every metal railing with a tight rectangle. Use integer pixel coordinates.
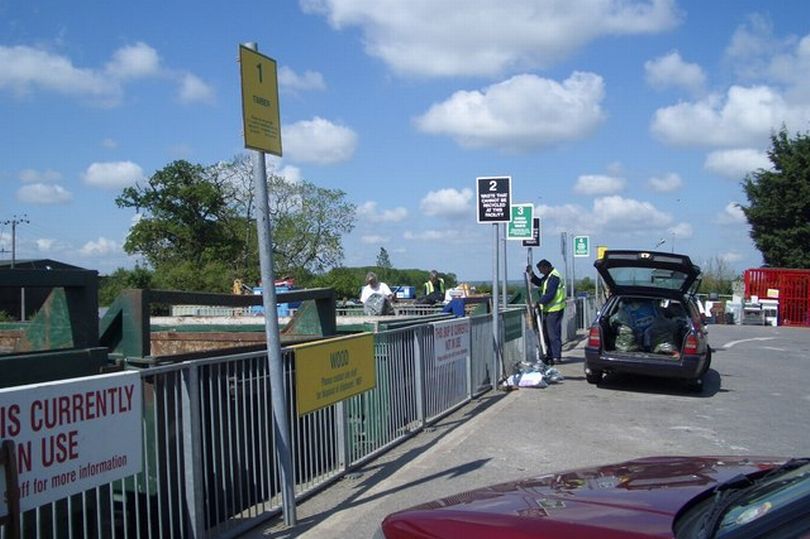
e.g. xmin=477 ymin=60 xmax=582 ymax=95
xmin=3 ymin=312 xmax=519 ymax=538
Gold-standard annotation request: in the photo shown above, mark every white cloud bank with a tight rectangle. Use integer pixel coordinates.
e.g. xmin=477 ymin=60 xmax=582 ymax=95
xmin=83 ymin=161 xmax=144 ymax=189
xmin=17 ymin=183 xmax=72 ymax=204
xmin=644 ymin=51 xmax=706 ymax=95
xmin=574 ymin=174 xmax=625 ymax=195
xmin=357 ymin=201 xmax=408 ymax=223
xmin=284 ymin=116 xmax=358 ymax=164
xmin=278 ymin=66 xmax=326 ymax=92
xmin=415 ymin=72 xmax=606 ymax=152
xmin=0 ymin=42 xmax=214 ymax=106
xmin=301 ymin=0 xmax=681 ymax=77
xmin=704 ymin=149 xmax=772 ymax=179
xmin=648 ymin=172 xmax=683 ymax=192
xmin=419 ymin=188 xmax=472 ymax=218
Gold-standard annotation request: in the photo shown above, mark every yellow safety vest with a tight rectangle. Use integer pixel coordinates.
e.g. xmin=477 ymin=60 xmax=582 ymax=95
xmin=542 ymin=268 xmax=566 ymax=313
xmin=424 ymin=278 xmax=445 ymax=295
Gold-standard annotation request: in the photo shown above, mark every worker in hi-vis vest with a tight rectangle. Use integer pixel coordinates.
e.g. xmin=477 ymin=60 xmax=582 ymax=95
xmin=418 ymin=270 xmax=445 ymax=305
xmin=526 ymin=259 xmax=566 ymax=365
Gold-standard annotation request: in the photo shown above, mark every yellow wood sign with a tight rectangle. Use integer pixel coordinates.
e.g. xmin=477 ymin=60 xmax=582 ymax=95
xmin=239 ymin=45 xmax=282 ymax=155
xmin=294 ymin=333 xmax=376 ymax=416
xmin=597 ymin=245 xmax=608 ymax=260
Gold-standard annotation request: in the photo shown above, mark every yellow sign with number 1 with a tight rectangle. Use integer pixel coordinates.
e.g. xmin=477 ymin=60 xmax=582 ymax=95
xmin=239 ymin=45 xmax=282 ymax=156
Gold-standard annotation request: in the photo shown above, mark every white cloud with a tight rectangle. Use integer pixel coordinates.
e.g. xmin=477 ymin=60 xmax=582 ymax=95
xmin=178 ymin=73 xmax=215 ymax=104
xmin=80 ymin=237 xmax=118 ymax=256
xmin=0 ymin=45 xmax=121 ymax=103
xmin=651 ymin=85 xmax=810 ymax=147
xmin=720 ymin=251 xmax=744 ymax=263
xmin=105 ymin=42 xmax=161 ymax=79
xmin=83 ymin=161 xmax=144 ymax=189
xmin=668 ymin=222 xmax=693 ymax=239
xmin=644 ymin=51 xmax=706 ymax=94
xmin=36 ymin=238 xmax=55 ymax=252
xmin=419 ymin=188 xmax=472 ymax=217
xmin=101 ymin=138 xmax=118 ymax=149
xmin=593 ymin=196 xmax=672 ymax=230
xmin=704 ymin=148 xmax=773 ymax=179
xmin=574 ymin=174 xmax=625 ymax=195
xmin=357 ymin=201 xmax=408 ymax=223
xmin=278 ymin=165 xmax=302 ymax=183
xmin=301 ymin=0 xmax=681 ymax=77
xmin=403 ymin=230 xmax=460 ymax=241
xmin=278 ymin=66 xmax=326 ymax=92
xmin=0 ymin=42 xmax=210 ymax=107
xmin=648 ymin=172 xmax=682 ymax=192
xmin=538 ymin=195 xmax=672 ymax=235
xmin=415 ymin=72 xmax=606 ymax=152
xmin=283 ymin=116 xmax=358 ymax=164
xmin=717 ymin=202 xmax=747 ymax=225
xmin=361 ymin=234 xmax=389 ymax=244
xmin=16 ymin=183 xmax=72 ymax=204
xmin=19 ymin=168 xmax=62 ymax=183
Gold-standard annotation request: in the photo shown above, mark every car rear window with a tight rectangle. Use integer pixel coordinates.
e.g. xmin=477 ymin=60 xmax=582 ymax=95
xmin=607 ymin=267 xmax=691 ymax=291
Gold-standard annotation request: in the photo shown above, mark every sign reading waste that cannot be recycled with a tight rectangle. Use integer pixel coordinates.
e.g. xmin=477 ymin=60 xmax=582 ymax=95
xmin=476 ymin=176 xmax=511 ymax=223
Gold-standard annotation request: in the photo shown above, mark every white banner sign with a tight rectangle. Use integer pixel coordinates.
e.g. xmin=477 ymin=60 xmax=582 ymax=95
xmin=433 ymin=318 xmax=471 ymax=364
xmin=0 ymin=371 xmax=143 ymax=516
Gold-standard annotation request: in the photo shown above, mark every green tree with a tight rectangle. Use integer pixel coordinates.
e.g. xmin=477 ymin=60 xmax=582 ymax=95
xmin=116 ymin=157 xmax=356 ymax=291
xmin=99 ymin=265 xmax=155 ymax=306
xmin=376 ymin=247 xmax=392 ymax=269
xmin=741 ymin=128 xmax=810 ymax=267
xmin=698 ymin=256 xmax=736 ymax=295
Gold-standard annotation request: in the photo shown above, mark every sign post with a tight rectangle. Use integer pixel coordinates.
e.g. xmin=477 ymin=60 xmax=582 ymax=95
xmin=476 ymin=176 xmax=511 ymax=390
xmin=240 ymin=41 xmax=295 ymax=526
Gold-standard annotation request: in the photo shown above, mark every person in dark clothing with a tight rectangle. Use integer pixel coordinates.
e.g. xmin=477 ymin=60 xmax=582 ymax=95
xmin=526 ymin=259 xmax=566 ymax=365
xmin=417 ymin=270 xmax=445 ymax=305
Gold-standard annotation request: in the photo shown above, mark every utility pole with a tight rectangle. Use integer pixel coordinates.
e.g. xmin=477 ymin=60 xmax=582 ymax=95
xmin=2 ymin=215 xmax=29 ymax=320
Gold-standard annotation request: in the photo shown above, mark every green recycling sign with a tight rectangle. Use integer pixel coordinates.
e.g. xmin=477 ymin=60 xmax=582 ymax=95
xmin=507 ymin=204 xmax=533 ymax=240
xmin=574 ymin=235 xmax=590 ymax=257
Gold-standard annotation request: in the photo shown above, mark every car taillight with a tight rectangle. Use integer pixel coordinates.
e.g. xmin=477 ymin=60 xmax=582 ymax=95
xmin=588 ymin=326 xmax=601 ymax=348
xmin=683 ymin=333 xmax=699 ymax=355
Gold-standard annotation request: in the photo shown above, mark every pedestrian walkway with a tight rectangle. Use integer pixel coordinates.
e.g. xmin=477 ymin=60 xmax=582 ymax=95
xmin=240 ymin=335 xmax=587 ymax=538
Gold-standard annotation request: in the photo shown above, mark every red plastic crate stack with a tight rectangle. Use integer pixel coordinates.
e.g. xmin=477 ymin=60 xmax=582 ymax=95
xmin=744 ymin=268 xmax=810 ymax=327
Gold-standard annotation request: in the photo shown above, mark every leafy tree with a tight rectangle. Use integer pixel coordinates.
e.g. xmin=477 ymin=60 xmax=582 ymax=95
xmin=376 ymin=247 xmax=392 ymax=269
xmin=215 ymin=155 xmax=356 ymax=282
xmin=574 ymin=276 xmax=595 ymax=295
xmin=741 ymin=128 xmax=810 ymax=267
xmin=698 ymin=256 xmax=736 ymax=295
xmin=116 ymin=157 xmax=356 ymax=291
xmin=99 ymin=265 xmax=155 ymax=306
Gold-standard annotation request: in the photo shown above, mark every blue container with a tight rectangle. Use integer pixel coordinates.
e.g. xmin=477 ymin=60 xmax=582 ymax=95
xmin=395 ymin=286 xmax=415 ymax=299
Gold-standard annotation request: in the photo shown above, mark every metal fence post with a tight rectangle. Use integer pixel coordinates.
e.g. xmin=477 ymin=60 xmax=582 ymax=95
xmin=413 ymin=329 xmax=426 ymax=428
xmin=336 ymin=400 xmax=349 ymax=472
xmin=181 ymin=364 xmax=205 ymax=538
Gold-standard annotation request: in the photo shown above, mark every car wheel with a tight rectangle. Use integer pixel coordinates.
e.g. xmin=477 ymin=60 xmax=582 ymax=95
xmin=585 ymin=369 xmax=603 ymax=385
xmin=686 ymin=376 xmax=703 ymax=393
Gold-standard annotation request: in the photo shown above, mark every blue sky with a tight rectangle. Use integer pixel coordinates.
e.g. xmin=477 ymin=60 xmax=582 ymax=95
xmin=2 ymin=1 xmax=809 ymax=283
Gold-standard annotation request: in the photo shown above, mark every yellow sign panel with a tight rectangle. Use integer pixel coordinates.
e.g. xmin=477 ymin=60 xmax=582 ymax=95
xmin=294 ymin=333 xmax=376 ymax=416
xmin=597 ymin=245 xmax=608 ymax=260
xmin=239 ymin=45 xmax=282 ymax=155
